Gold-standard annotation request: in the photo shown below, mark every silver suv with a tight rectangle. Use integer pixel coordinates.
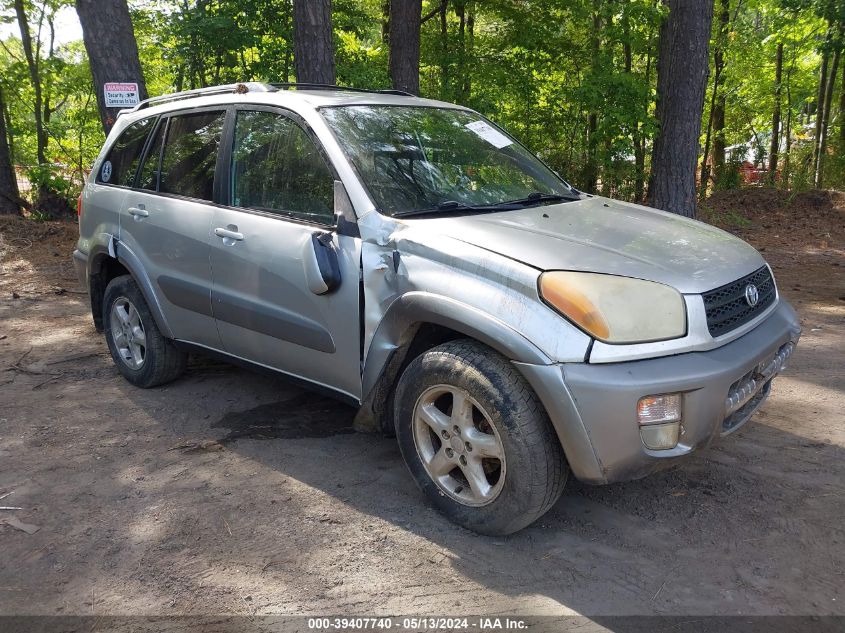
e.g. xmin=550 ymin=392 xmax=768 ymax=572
xmin=74 ymin=83 xmax=801 ymax=535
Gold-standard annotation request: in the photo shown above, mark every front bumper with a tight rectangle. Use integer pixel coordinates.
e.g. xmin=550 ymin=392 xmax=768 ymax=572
xmin=516 ymin=300 xmax=801 ymax=484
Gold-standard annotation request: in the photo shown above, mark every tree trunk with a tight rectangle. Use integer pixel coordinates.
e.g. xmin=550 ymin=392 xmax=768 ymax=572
xmin=389 ymin=0 xmax=422 ymax=95
xmin=647 ymin=0 xmax=715 ymax=218
xmin=0 ymin=83 xmax=21 ymax=215
xmin=2 ymin=94 xmax=14 ymax=165
xmin=76 ymin=0 xmax=148 ymax=135
xmin=455 ymin=0 xmax=467 ymax=101
xmin=712 ymin=0 xmax=730 ymax=184
xmin=14 ymin=0 xmax=47 ymax=164
xmin=815 ymin=37 xmax=841 ymax=188
xmin=584 ymin=9 xmax=602 ymax=194
xmin=293 ymin=0 xmax=336 ymax=85
xmin=382 ymin=0 xmax=390 ymax=44
xmin=623 ymin=23 xmax=644 ymax=203
xmin=784 ymin=59 xmax=794 ymax=189
xmin=811 ymin=31 xmax=831 ymax=180
xmin=840 ymin=60 xmax=845 ymax=146
xmin=438 ymin=0 xmax=449 ymax=99
xmin=460 ymin=1 xmax=474 ymax=101
xmin=768 ymin=42 xmax=783 ymax=181
xmin=634 ymin=42 xmax=655 ymax=203
xmin=783 ymin=105 xmax=792 ymax=188
xmin=699 ymin=71 xmax=718 ymax=199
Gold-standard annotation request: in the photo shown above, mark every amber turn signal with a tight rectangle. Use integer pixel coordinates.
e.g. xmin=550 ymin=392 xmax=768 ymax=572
xmin=539 ymin=273 xmax=611 ymax=340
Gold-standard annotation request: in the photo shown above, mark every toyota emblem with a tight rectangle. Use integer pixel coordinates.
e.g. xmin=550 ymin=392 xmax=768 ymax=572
xmin=745 ymin=283 xmax=759 ymax=307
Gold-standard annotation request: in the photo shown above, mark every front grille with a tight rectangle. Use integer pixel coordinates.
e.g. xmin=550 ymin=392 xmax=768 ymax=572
xmin=703 ymin=266 xmax=776 ymax=337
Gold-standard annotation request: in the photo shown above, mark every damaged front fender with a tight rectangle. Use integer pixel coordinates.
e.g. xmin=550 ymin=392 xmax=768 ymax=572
xmin=362 ymin=290 xmax=552 ymax=399
xmin=356 ymin=210 xmax=592 ymax=427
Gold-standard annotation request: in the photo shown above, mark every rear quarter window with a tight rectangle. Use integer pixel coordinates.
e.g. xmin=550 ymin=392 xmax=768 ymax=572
xmin=96 ymin=118 xmax=155 ymax=187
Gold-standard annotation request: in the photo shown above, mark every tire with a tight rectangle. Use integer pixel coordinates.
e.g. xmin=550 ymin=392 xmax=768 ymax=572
xmin=394 ymin=339 xmax=568 ymax=535
xmin=103 ymin=275 xmax=187 ymax=388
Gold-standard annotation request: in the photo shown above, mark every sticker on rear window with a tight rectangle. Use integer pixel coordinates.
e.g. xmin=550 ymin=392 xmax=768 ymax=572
xmin=464 ymin=120 xmax=512 ymax=149
xmin=101 ymin=161 xmax=112 ymax=182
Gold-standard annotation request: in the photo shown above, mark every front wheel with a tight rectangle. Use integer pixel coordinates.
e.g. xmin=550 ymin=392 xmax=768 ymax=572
xmin=394 ymin=339 xmax=568 ymax=535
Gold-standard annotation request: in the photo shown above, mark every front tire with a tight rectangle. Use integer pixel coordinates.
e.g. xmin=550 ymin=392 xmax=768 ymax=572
xmin=394 ymin=339 xmax=568 ymax=535
xmin=103 ymin=275 xmax=187 ymax=388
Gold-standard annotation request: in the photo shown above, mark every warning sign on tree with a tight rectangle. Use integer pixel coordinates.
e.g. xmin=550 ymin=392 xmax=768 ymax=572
xmin=104 ymin=83 xmax=140 ymax=108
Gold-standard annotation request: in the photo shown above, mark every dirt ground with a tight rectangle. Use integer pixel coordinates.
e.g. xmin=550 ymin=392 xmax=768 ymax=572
xmin=1 ymin=189 xmax=843 ymax=622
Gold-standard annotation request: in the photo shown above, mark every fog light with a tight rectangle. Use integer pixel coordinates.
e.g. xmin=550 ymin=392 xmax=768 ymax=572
xmin=640 ymin=422 xmax=681 ymax=450
xmin=637 ymin=393 xmax=682 ymax=425
xmin=638 ymin=393 xmax=682 ymax=450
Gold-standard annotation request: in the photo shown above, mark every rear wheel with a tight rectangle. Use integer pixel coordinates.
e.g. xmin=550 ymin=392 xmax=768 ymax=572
xmin=394 ymin=339 xmax=568 ymax=535
xmin=103 ymin=275 xmax=186 ymax=388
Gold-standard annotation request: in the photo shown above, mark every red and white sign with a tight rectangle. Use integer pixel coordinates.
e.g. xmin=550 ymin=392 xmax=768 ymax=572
xmin=104 ymin=82 xmax=140 ymax=108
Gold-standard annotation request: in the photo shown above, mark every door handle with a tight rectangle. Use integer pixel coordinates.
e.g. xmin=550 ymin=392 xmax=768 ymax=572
xmin=214 ymin=227 xmax=244 ymax=242
xmin=128 ymin=206 xmax=148 ymax=219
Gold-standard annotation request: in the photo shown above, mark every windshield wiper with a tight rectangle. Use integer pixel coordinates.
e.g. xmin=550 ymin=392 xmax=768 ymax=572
xmin=393 ymin=199 xmax=523 ymax=218
xmin=504 ymin=191 xmax=582 ymax=207
xmin=392 ymin=191 xmax=581 ymax=218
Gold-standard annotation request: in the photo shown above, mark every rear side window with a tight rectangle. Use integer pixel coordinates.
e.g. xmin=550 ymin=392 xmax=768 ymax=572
xmin=97 ymin=118 xmax=154 ymax=186
xmin=159 ymin=110 xmax=226 ymax=201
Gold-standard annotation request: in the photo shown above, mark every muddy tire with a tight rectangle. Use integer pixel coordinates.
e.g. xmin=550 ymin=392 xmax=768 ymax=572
xmin=103 ymin=275 xmax=187 ymax=388
xmin=394 ymin=339 xmax=568 ymax=535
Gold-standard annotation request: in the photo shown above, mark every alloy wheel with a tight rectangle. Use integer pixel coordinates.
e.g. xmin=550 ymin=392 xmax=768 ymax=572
xmin=412 ymin=384 xmax=506 ymax=507
xmin=110 ymin=297 xmax=146 ymax=369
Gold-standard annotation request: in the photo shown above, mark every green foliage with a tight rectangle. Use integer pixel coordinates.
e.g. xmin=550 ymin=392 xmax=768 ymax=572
xmin=0 ymin=3 xmax=101 ymax=192
xmin=0 ymin=0 xmax=842 ymax=203
xmin=26 ymin=162 xmax=69 ymax=194
xmin=716 ymin=156 xmax=743 ymax=191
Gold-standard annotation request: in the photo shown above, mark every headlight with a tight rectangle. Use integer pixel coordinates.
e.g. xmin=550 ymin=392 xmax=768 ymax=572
xmin=539 ymin=271 xmax=686 ymax=343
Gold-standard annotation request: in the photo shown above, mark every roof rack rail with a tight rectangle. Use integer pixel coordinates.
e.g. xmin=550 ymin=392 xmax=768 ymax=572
xmin=125 ymin=82 xmax=277 ymax=113
xmin=271 ymin=82 xmax=414 ymax=97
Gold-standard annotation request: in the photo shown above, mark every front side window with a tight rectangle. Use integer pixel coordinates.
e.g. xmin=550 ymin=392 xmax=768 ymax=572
xmin=230 ymin=110 xmax=334 ymax=224
xmin=97 ymin=117 xmax=154 ymax=187
xmin=159 ymin=110 xmax=226 ymax=201
xmin=320 ymin=105 xmax=575 ymax=216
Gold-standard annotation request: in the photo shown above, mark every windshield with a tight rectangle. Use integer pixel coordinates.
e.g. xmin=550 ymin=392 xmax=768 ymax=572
xmin=320 ymin=105 xmax=576 ymax=216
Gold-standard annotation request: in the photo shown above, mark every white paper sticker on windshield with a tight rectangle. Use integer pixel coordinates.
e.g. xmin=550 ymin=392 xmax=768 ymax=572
xmin=465 ymin=120 xmax=513 ymax=149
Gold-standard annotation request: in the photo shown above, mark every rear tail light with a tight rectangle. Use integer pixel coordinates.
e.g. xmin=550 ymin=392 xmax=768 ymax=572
xmin=77 ymin=192 xmax=83 ymax=217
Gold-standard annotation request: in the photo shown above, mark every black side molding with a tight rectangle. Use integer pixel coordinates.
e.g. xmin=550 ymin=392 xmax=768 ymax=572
xmin=158 ymin=275 xmax=213 ymax=317
xmin=213 ymin=289 xmax=336 ymax=354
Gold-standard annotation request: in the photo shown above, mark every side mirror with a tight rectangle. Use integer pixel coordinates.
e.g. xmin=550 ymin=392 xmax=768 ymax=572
xmin=303 ymin=231 xmax=341 ymax=295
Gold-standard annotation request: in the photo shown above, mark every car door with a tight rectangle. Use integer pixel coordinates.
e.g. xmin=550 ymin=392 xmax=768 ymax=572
xmin=118 ymin=108 xmax=226 ymax=349
xmin=89 ymin=117 xmax=156 ymax=255
xmin=209 ymin=107 xmax=362 ymax=401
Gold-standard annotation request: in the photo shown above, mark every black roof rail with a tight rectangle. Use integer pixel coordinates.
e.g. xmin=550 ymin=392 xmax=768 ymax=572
xmin=270 ymin=83 xmax=414 ymax=97
xmin=117 ymin=82 xmax=416 ymax=119
xmin=123 ymin=82 xmax=277 ymax=114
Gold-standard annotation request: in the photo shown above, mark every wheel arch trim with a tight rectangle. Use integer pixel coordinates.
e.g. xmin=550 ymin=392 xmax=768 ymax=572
xmin=362 ymin=291 xmax=551 ymax=401
xmin=90 ymin=241 xmax=174 ymax=340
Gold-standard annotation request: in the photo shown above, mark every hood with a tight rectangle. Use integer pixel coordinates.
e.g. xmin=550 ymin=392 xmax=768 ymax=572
xmin=402 ymin=196 xmax=765 ymax=294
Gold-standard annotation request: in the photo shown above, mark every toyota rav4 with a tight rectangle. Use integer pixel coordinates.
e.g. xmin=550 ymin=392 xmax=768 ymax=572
xmin=73 ymin=82 xmax=801 ymax=535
